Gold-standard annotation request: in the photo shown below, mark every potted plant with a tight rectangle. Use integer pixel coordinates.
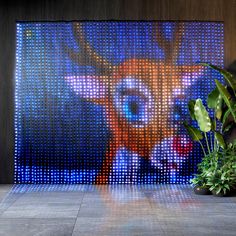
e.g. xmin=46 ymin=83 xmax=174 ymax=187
xmin=184 ymin=63 xmax=236 ymax=196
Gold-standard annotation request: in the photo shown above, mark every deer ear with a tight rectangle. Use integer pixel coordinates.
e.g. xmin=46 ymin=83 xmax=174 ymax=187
xmin=180 ymin=65 xmax=205 ymax=87
xmin=65 ymin=75 xmax=108 ymax=105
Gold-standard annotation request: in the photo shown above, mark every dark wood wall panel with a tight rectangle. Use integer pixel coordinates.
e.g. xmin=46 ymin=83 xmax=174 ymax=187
xmin=1 ymin=0 xmax=236 ymax=183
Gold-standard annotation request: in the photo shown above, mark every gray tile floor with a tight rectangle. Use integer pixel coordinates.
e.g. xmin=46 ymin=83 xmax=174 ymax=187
xmin=0 ymin=184 xmax=235 ymax=236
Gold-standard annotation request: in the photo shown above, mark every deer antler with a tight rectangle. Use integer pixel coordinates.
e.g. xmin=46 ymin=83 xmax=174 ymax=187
xmin=66 ymin=22 xmax=114 ymax=75
xmin=171 ymin=23 xmax=185 ymax=63
xmin=155 ymin=22 xmax=184 ymax=63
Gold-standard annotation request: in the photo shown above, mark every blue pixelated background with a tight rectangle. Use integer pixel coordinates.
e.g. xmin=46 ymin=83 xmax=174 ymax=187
xmin=15 ymin=22 xmax=224 ymax=183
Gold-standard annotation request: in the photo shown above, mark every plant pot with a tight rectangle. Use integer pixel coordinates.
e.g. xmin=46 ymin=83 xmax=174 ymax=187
xmin=227 ymin=189 xmax=236 ymax=197
xmin=193 ymin=186 xmax=212 ymax=195
xmin=212 ymin=190 xmax=227 ymax=197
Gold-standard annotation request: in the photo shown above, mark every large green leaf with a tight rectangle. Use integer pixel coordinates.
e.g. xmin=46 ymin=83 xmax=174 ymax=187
xmin=211 ymin=118 xmax=216 ymax=131
xmin=188 ymin=100 xmax=196 ymax=120
xmin=214 ymin=131 xmax=226 ymax=149
xmin=183 ymin=122 xmax=203 ymax=141
xmin=222 ymin=105 xmax=236 ymax=132
xmin=200 ymin=63 xmax=236 ymax=93
xmin=207 ymin=87 xmax=223 ymax=119
xmin=215 ymin=79 xmax=236 ymax=122
xmin=207 ymin=88 xmax=220 ymax=109
xmin=222 ymin=108 xmax=231 ymax=126
xmin=215 ymin=94 xmax=223 ymax=120
xmin=194 ymin=99 xmax=212 ymax=132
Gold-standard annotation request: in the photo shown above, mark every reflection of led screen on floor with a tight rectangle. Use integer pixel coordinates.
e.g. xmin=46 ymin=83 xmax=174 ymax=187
xmin=15 ymin=21 xmax=224 ymax=184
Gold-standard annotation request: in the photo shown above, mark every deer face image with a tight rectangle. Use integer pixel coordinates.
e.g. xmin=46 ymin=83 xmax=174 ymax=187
xmin=65 ymin=22 xmax=203 ymax=183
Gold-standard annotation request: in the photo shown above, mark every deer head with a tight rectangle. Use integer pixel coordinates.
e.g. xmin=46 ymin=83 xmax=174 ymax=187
xmin=65 ymin=22 xmax=203 ymax=183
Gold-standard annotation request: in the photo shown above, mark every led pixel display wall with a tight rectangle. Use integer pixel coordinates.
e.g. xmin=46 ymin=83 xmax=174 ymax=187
xmin=15 ymin=21 xmax=224 ymax=184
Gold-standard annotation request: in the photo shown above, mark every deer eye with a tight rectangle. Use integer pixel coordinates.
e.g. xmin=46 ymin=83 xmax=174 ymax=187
xmin=113 ymin=77 xmax=155 ymax=127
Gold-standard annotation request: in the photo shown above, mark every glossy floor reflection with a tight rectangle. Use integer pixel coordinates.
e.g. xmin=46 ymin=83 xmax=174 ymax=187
xmin=0 ymin=184 xmax=235 ymax=236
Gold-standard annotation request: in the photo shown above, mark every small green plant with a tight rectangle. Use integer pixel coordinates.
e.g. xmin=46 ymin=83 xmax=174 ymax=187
xmin=190 ymin=153 xmax=213 ymax=187
xmin=184 ymin=63 xmax=236 ymax=195
xmin=206 ymin=147 xmax=236 ymax=195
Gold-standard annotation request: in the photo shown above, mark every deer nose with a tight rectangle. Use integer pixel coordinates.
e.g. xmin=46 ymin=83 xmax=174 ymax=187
xmin=150 ymin=135 xmax=193 ymax=171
